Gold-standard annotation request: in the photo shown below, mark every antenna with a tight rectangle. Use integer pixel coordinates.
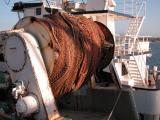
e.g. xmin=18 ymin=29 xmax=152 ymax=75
xmin=42 ymin=0 xmax=56 ymax=8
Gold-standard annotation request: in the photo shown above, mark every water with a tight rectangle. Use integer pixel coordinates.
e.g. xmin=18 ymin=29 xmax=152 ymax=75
xmin=147 ymin=41 xmax=160 ymax=69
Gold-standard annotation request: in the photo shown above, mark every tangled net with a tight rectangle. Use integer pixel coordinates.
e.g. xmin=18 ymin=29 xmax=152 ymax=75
xmin=15 ymin=12 xmax=114 ymax=97
xmin=42 ymin=12 xmax=114 ymax=97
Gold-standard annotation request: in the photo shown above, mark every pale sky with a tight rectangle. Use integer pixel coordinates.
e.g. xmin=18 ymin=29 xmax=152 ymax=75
xmin=0 ymin=0 xmax=160 ymax=37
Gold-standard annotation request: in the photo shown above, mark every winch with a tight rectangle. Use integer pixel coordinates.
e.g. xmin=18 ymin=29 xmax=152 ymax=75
xmin=0 ymin=12 xmax=114 ymax=120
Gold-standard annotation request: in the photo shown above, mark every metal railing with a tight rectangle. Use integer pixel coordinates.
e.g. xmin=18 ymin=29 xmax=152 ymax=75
xmin=115 ymin=36 xmax=149 ymax=56
xmin=115 ymin=0 xmax=147 ymax=54
xmin=132 ymin=39 xmax=149 ymax=87
xmin=115 ymin=0 xmax=146 ymax=16
xmin=136 ymin=37 xmax=150 ymax=80
xmin=115 ymin=35 xmax=150 ymax=87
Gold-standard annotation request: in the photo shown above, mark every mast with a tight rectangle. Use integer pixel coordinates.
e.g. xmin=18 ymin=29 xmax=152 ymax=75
xmin=41 ymin=0 xmax=61 ymax=9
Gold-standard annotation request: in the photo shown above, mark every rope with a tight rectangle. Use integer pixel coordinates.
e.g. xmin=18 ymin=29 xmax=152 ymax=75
xmin=107 ymin=89 xmax=122 ymax=120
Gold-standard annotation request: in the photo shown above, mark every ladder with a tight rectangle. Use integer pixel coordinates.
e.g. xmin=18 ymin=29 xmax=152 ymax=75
xmin=124 ymin=1 xmax=146 ymax=87
xmin=125 ymin=16 xmax=145 ymax=53
xmin=115 ymin=1 xmax=147 ymax=87
xmin=127 ymin=59 xmax=146 ymax=87
xmin=124 ymin=16 xmax=146 ymax=87
xmin=114 ymin=16 xmax=145 ymax=57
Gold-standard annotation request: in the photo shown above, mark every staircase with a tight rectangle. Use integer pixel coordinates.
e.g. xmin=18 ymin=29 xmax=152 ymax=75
xmin=127 ymin=59 xmax=146 ymax=87
xmin=114 ymin=1 xmax=148 ymax=88
xmin=124 ymin=16 xmax=146 ymax=87
xmin=126 ymin=17 xmax=144 ymax=37
xmin=114 ymin=16 xmax=145 ymax=56
xmin=125 ymin=16 xmax=145 ymax=53
xmin=124 ymin=1 xmax=146 ymax=87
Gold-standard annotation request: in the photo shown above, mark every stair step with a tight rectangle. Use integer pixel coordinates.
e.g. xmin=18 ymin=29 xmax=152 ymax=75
xmin=129 ymin=71 xmax=140 ymax=75
xmin=134 ymin=82 xmax=144 ymax=86
xmin=129 ymin=25 xmax=139 ymax=27
xmin=128 ymin=65 xmax=137 ymax=68
xmin=131 ymin=74 xmax=141 ymax=77
xmin=129 ymin=66 xmax=139 ymax=69
xmin=126 ymin=16 xmax=144 ymax=37
xmin=127 ymin=31 xmax=137 ymax=33
xmin=134 ymin=83 xmax=144 ymax=86
xmin=132 ymin=78 xmax=142 ymax=81
xmin=127 ymin=30 xmax=137 ymax=32
xmin=129 ymin=24 xmax=139 ymax=26
xmin=130 ymin=72 xmax=141 ymax=74
xmin=134 ymin=84 xmax=145 ymax=87
xmin=133 ymin=80 xmax=144 ymax=83
xmin=128 ymin=62 xmax=137 ymax=65
xmin=128 ymin=65 xmax=138 ymax=67
xmin=130 ymin=23 xmax=141 ymax=26
xmin=130 ymin=73 xmax=140 ymax=76
xmin=128 ymin=64 xmax=137 ymax=66
xmin=128 ymin=29 xmax=138 ymax=31
xmin=128 ymin=61 xmax=136 ymax=63
xmin=132 ymin=75 xmax=141 ymax=77
xmin=129 ymin=60 xmax=136 ymax=61
xmin=129 ymin=68 xmax=139 ymax=70
xmin=128 ymin=69 xmax=139 ymax=72
xmin=133 ymin=79 xmax=144 ymax=82
xmin=129 ymin=69 xmax=139 ymax=72
xmin=128 ymin=66 xmax=138 ymax=69
xmin=128 ymin=60 xmax=136 ymax=63
xmin=133 ymin=81 xmax=144 ymax=84
xmin=131 ymin=22 xmax=141 ymax=23
xmin=132 ymin=77 xmax=142 ymax=79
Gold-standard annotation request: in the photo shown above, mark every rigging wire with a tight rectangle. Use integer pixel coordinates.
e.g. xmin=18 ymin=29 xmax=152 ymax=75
xmin=45 ymin=0 xmax=52 ymax=14
xmin=107 ymin=90 xmax=122 ymax=120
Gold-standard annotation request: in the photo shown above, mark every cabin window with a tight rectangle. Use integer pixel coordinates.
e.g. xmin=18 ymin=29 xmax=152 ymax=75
xmin=36 ymin=8 xmax=41 ymax=16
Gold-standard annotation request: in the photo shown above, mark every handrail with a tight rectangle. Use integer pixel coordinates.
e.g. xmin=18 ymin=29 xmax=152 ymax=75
xmin=132 ymin=42 xmax=147 ymax=87
xmin=136 ymin=37 xmax=149 ymax=83
xmin=129 ymin=1 xmax=146 ymax=52
xmin=115 ymin=0 xmax=146 ymax=16
xmin=136 ymin=1 xmax=146 ymax=17
xmin=115 ymin=35 xmax=149 ymax=87
xmin=115 ymin=0 xmax=148 ymax=87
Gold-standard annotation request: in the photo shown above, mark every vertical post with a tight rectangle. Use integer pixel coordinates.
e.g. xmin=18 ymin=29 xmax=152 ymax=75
xmin=132 ymin=0 xmax=133 ymax=15
xmin=144 ymin=1 xmax=146 ymax=17
xmin=153 ymin=66 xmax=158 ymax=81
xmin=145 ymin=65 xmax=149 ymax=86
xmin=123 ymin=0 xmax=125 ymax=14
xmin=104 ymin=0 xmax=108 ymax=10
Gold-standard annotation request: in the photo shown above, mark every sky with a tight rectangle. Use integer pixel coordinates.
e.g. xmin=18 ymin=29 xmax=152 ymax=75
xmin=140 ymin=0 xmax=160 ymax=37
xmin=0 ymin=0 xmax=160 ymax=37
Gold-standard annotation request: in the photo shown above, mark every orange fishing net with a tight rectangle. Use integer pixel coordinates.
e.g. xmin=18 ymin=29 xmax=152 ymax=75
xmin=41 ymin=12 xmax=114 ymax=97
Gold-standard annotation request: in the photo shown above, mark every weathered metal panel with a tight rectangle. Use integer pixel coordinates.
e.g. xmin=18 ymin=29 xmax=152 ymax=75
xmin=4 ymin=31 xmax=60 ymax=120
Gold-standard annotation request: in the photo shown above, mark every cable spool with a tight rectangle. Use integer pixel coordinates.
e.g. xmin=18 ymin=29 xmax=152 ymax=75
xmin=14 ymin=12 xmax=114 ymax=97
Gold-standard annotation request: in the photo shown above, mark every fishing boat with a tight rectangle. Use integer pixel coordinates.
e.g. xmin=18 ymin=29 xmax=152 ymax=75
xmin=0 ymin=0 xmax=159 ymax=120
